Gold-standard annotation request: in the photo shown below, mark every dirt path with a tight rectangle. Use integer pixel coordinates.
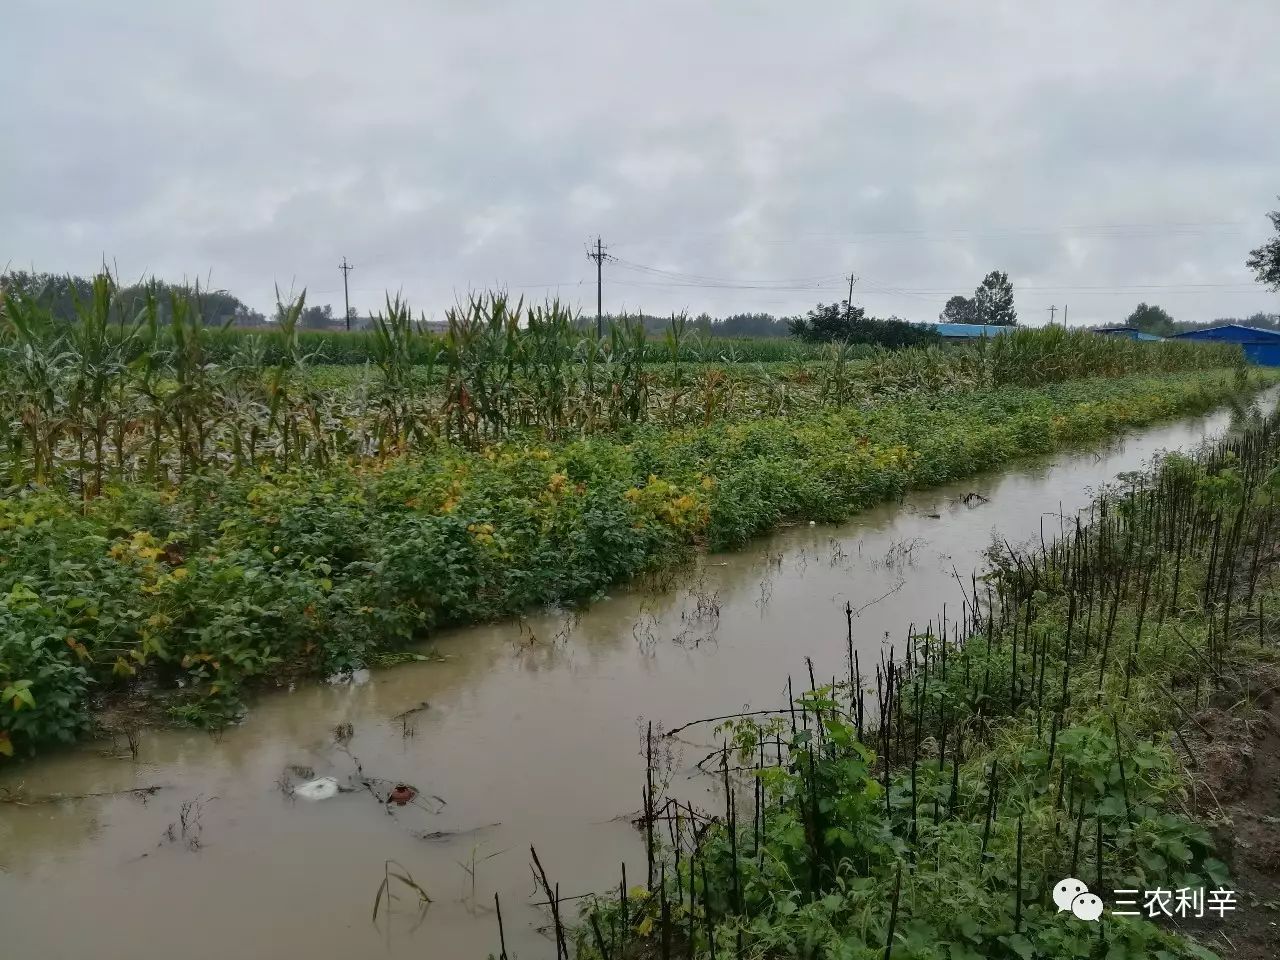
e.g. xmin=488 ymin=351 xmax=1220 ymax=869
xmin=1186 ymin=668 xmax=1280 ymax=958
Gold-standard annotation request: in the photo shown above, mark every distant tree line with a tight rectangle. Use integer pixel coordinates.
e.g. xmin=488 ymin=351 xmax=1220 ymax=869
xmin=0 ymin=271 xmax=269 ymax=328
xmin=1123 ymin=303 xmax=1280 ymax=338
xmin=590 ymin=305 xmax=939 ymax=348
xmin=12 ymin=229 xmax=1276 ymax=348
xmin=789 ymin=301 xmax=940 ymax=347
xmin=581 ymin=311 xmax=797 ymax=338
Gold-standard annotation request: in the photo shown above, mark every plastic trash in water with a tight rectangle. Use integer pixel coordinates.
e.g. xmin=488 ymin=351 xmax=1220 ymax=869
xmin=294 ymin=776 xmax=340 ymax=801
xmin=326 ymin=668 xmax=371 ymax=686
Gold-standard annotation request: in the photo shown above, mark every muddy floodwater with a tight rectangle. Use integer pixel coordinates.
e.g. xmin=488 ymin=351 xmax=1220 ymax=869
xmin=1 ymin=396 xmax=1271 ymax=960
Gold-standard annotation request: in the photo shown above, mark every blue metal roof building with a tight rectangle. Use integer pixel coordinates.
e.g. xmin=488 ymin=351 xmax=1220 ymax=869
xmin=933 ymin=323 xmax=1018 ymax=340
xmin=1090 ymin=326 xmax=1164 ymax=341
xmin=1171 ymin=324 xmax=1280 ymax=366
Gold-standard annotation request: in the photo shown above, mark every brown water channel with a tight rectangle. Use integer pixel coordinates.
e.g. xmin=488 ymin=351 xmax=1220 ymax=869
xmin=1 ymin=395 xmax=1270 ymax=960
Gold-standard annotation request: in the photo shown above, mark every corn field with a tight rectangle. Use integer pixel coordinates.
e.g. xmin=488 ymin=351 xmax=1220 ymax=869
xmin=0 ymin=271 xmax=1248 ymax=495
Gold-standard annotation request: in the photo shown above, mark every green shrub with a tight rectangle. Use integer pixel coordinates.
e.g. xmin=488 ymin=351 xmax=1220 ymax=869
xmin=0 ymin=369 xmax=1268 ymax=757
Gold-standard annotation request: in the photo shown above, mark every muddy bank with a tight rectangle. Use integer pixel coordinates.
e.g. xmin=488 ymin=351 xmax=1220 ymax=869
xmin=1184 ymin=666 xmax=1280 ymax=959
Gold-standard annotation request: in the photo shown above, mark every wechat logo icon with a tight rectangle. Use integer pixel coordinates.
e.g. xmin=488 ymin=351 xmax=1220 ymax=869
xmin=1054 ymin=877 xmax=1103 ymax=921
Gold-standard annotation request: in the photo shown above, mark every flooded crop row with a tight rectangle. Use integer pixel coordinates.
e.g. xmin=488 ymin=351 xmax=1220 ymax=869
xmin=0 ymin=394 xmax=1270 ymax=960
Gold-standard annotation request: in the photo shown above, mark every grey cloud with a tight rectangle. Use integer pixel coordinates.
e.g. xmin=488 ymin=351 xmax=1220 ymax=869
xmin=2 ymin=0 xmax=1279 ymax=327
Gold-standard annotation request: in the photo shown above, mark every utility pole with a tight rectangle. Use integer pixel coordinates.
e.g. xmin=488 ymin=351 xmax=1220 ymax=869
xmin=1047 ymin=304 xmax=1058 ymax=325
xmin=586 ymin=237 xmax=608 ymax=337
xmin=339 ymin=257 xmax=355 ymax=331
xmin=846 ymin=272 xmax=857 ymax=319
xmin=1062 ymin=304 xmax=1068 ymax=327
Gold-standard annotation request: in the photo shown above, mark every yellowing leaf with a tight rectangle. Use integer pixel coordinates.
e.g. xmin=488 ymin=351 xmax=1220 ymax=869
xmin=11 ymin=687 xmax=35 ymax=710
xmin=0 ymin=731 xmax=12 ymax=757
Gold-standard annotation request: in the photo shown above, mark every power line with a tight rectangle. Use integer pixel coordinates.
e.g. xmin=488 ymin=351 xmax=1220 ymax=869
xmin=870 ymin=282 xmax=1259 ymax=294
xmin=851 ymin=274 xmax=948 ymax=304
xmin=759 ymin=225 xmax=1250 ymax=245
xmin=586 ymin=236 xmax=611 ymax=338
xmin=610 ymin=219 xmax=1249 ymax=248
xmin=338 ymin=256 xmax=354 ymax=330
xmin=609 ymin=277 xmax=845 ymax=292
xmin=610 ymin=255 xmax=844 ymax=287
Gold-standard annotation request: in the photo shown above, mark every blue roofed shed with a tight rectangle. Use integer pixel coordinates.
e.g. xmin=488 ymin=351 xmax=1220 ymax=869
xmin=933 ymin=323 xmax=1017 ymax=340
xmin=1170 ymin=324 xmax=1280 ymax=366
xmin=1090 ymin=326 xmax=1164 ymax=341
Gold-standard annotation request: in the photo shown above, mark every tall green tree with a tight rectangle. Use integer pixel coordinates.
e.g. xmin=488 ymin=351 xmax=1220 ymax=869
xmin=1125 ymin=302 xmax=1176 ymax=336
xmin=939 ymin=295 xmax=977 ymax=324
xmin=1247 ymin=200 xmax=1280 ymax=290
xmin=789 ymin=301 xmax=866 ymax=341
xmin=972 ymin=270 xmax=1017 ymax=326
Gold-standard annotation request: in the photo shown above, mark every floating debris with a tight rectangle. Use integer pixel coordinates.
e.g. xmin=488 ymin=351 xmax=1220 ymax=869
xmin=388 ymin=783 xmax=418 ymax=806
xmin=391 ymin=701 xmax=430 ymax=722
xmin=294 ymin=776 xmax=340 ymax=801
xmin=419 ymin=822 xmax=502 ymax=841
xmin=326 ymin=668 xmax=371 ymax=686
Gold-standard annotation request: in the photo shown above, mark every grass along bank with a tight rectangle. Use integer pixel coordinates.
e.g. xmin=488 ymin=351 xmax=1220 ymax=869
xmin=0 ymin=369 xmax=1272 ymax=759
xmin=557 ymin=401 xmax=1280 ymax=960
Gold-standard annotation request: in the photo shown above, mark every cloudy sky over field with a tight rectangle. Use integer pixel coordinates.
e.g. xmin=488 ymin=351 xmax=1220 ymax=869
xmin=3 ymin=0 xmax=1279 ymax=325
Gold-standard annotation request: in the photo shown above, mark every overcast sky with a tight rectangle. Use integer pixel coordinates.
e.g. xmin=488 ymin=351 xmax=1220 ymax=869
xmin=3 ymin=1 xmax=1279 ymax=326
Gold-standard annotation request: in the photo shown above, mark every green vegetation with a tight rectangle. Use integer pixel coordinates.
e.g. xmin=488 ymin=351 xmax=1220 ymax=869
xmin=566 ymin=405 xmax=1280 ymax=960
xmin=0 ymin=270 xmax=268 ymax=327
xmin=1125 ymin=303 xmax=1180 ymax=338
xmin=939 ymin=269 xmax=1019 ymax=326
xmin=194 ymin=325 xmax=834 ymax=367
xmin=1247 ymin=197 xmax=1280 ymax=292
xmin=788 ymin=302 xmax=940 ymax=347
xmin=0 ymin=272 xmax=1268 ymax=758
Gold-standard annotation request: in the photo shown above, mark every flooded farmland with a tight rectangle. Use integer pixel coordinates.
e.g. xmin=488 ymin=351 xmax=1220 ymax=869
xmin=0 ymin=395 xmax=1268 ymax=960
